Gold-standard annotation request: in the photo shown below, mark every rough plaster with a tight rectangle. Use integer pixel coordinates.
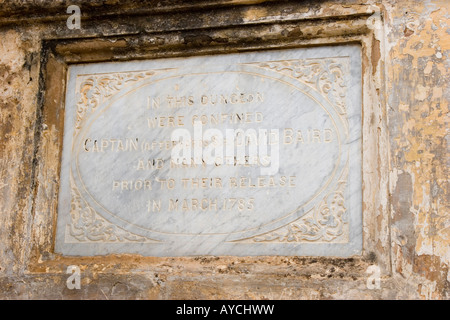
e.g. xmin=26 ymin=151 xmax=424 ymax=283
xmin=0 ymin=0 xmax=448 ymax=299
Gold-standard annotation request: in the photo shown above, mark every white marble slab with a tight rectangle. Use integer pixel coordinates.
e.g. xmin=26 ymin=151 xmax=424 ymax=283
xmin=55 ymin=45 xmax=362 ymax=256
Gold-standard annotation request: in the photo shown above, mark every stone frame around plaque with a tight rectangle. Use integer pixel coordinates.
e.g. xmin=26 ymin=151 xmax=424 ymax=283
xmin=28 ymin=3 xmax=391 ymax=275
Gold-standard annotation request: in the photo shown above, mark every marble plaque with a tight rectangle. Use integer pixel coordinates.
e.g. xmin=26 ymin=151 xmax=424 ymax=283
xmin=55 ymin=45 xmax=362 ymax=257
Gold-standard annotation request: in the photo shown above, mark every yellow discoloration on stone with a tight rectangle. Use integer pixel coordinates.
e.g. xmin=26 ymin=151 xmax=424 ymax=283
xmin=0 ymin=0 xmax=448 ymax=299
xmin=243 ymin=7 xmax=269 ymax=21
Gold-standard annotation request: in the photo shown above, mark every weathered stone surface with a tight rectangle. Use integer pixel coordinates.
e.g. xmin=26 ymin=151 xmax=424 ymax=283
xmin=0 ymin=0 xmax=448 ymax=300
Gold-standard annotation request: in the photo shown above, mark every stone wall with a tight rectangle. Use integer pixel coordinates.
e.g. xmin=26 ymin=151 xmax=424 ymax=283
xmin=0 ymin=0 xmax=448 ymax=299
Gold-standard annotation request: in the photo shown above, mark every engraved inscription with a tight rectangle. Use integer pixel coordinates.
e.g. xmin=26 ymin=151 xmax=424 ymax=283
xmin=55 ymin=45 xmax=363 ymax=256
